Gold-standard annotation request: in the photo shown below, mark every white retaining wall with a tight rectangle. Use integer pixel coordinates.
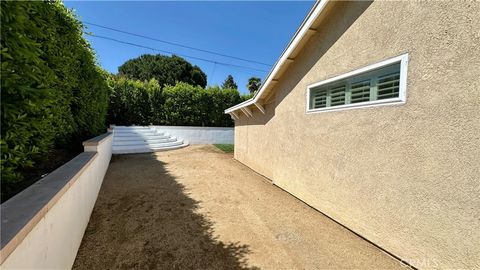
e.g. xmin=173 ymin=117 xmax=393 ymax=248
xmin=0 ymin=133 xmax=112 ymax=269
xmin=152 ymin=126 xmax=234 ymax=144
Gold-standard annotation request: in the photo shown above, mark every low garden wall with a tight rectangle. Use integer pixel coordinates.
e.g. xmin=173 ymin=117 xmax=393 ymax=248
xmin=152 ymin=126 xmax=234 ymax=144
xmin=0 ymin=133 xmax=112 ymax=269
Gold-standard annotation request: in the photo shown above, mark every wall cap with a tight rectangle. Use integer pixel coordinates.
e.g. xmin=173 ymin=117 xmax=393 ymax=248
xmin=0 ymin=152 xmax=97 ymax=263
xmin=151 ymin=126 xmax=234 ymax=131
xmin=82 ymin=132 xmax=112 ymax=146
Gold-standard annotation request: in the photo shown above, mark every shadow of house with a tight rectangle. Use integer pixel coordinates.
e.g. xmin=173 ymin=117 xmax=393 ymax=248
xmin=73 ymin=154 xmax=257 ymax=269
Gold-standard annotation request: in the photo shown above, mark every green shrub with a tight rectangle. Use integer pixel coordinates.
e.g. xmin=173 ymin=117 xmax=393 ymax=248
xmin=206 ymin=86 xmax=243 ymax=127
xmin=107 ymin=80 xmax=245 ymax=127
xmin=162 ymin=82 xmax=209 ymax=126
xmin=1 ymin=1 xmax=109 ymax=184
xmin=107 ymin=77 xmax=160 ymax=125
xmin=159 ymin=82 xmax=244 ymax=127
xmin=150 ymin=81 xmax=165 ymax=125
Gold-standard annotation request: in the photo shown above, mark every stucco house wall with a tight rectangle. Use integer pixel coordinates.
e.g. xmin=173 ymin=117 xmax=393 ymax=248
xmin=234 ymin=1 xmax=480 ymax=269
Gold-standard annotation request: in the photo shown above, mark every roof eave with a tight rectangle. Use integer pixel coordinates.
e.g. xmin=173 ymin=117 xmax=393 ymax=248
xmin=224 ymin=0 xmax=330 ymax=115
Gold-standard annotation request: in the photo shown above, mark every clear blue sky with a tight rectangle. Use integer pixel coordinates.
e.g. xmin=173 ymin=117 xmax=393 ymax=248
xmin=64 ymin=1 xmax=314 ymax=93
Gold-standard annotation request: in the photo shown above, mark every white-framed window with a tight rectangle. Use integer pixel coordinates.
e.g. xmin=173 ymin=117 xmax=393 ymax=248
xmin=306 ymin=53 xmax=408 ymax=113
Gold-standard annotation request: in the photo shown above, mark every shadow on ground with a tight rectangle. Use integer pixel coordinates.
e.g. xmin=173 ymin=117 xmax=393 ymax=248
xmin=73 ymin=153 xmax=257 ymax=270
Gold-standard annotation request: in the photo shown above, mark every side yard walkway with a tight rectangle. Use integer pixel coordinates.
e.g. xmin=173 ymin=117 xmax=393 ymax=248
xmin=73 ymin=145 xmax=403 ymax=269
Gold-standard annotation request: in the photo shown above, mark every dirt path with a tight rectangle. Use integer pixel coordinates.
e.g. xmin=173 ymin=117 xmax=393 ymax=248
xmin=73 ymin=145 xmax=404 ymax=269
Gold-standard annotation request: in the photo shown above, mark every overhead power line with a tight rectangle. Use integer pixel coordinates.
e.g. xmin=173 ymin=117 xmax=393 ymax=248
xmin=83 ymin=21 xmax=272 ymax=67
xmin=85 ymin=33 xmax=269 ymax=73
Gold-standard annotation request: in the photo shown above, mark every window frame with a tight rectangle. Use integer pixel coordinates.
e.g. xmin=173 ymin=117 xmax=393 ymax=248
xmin=306 ymin=53 xmax=409 ymax=114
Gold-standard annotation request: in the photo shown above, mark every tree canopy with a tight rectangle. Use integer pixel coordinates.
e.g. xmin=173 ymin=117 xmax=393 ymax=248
xmin=221 ymin=75 xmax=238 ymax=89
xmin=247 ymin=77 xmax=262 ymax=94
xmin=118 ymin=54 xmax=207 ymax=88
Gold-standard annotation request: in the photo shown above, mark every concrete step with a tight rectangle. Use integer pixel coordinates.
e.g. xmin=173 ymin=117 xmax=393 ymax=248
xmin=113 ymin=128 xmax=156 ymax=132
xmin=111 ymin=126 xmax=188 ymax=154
xmin=114 ymin=132 xmax=161 ymax=137
xmin=113 ymin=126 xmax=152 ymax=130
xmin=113 ymin=128 xmax=154 ymax=132
xmin=113 ymin=140 xmax=184 ymax=150
xmin=113 ymin=137 xmax=177 ymax=146
xmin=113 ymin=135 xmax=170 ymax=141
xmin=113 ymin=128 xmax=159 ymax=132
xmin=112 ymin=142 xmax=189 ymax=154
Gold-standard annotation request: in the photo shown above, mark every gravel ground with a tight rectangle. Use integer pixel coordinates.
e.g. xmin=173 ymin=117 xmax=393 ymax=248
xmin=73 ymin=145 xmax=404 ymax=269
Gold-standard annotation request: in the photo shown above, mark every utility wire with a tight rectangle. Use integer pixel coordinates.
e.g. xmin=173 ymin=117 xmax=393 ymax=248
xmin=210 ymin=62 xmax=217 ymax=81
xmin=83 ymin=21 xmax=272 ymax=67
xmin=85 ymin=32 xmax=269 ymax=73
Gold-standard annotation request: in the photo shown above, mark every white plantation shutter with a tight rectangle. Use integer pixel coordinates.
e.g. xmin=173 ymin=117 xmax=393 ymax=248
xmin=308 ymin=62 xmax=403 ymax=111
xmin=329 ymin=85 xmax=346 ymax=106
xmin=312 ymin=88 xmax=327 ymax=108
xmin=376 ymin=72 xmax=400 ymax=100
xmin=350 ymin=80 xmax=371 ymax=104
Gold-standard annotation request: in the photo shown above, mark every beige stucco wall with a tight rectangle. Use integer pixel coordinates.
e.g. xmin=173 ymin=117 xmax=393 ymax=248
xmin=234 ymin=1 xmax=480 ymax=269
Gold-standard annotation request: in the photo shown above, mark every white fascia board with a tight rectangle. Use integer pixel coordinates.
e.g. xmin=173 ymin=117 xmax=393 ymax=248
xmin=225 ymin=99 xmax=256 ymax=114
xmin=224 ymin=0 xmax=329 ymax=114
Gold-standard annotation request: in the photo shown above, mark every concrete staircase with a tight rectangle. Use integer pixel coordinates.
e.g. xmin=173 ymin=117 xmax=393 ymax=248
xmin=112 ymin=126 xmax=188 ymax=154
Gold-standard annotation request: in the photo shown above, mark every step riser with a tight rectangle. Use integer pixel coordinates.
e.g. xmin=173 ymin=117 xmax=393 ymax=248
xmin=114 ymin=133 xmax=166 ymax=136
xmin=113 ymin=132 xmax=163 ymax=136
xmin=113 ymin=143 xmax=177 ymax=147
xmin=113 ymin=146 xmax=183 ymax=151
xmin=113 ymin=130 xmax=153 ymax=133
xmin=113 ymin=143 xmax=183 ymax=149
xmin=114 ymin=135 xmax=160 ymax=138
xmin=112 ymin=127 xmax=152 ymax=129
xmin=113 ymin=139 xmax=176 ymax=146
xmin=113 ymin=136 xmax=170 ymax=141
xmin=113 ymin=141 xmax=177 ymax=147
xmin=113 ymin=141 xmax=184 ymax=150
xmin=114 ymin=132 xmax=162 ymax=136
xmin=112 ymin=143 xmax=189 ymax=154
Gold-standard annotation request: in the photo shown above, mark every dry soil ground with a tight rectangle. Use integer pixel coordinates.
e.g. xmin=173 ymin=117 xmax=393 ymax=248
xmin=73 ymin=145 xmax=404 ymax=269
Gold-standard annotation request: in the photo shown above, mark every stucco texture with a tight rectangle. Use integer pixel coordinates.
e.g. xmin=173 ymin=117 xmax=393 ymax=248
xmin=234 ymin=1 xmax=480 ymax=269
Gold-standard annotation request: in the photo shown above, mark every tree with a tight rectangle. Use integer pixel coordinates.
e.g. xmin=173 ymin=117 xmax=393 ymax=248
xmin=191 ymin=66 xmax=207 ymax=89
xmin=221 ymin=75 xmax=238 ymax=89
xmin=118 ymin=54 xmax=207 ymax=88
xmin=246 ymin=77 xmax=261 ymax=94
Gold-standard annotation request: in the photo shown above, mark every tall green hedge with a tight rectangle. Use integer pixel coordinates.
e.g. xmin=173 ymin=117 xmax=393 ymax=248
xmin=107 ymin=80 xmax=245 ymax=127
xmin=107 ymin=77 xmax=160 ymax=126
xmin=1 ymin=1 xmax=110 ymax=184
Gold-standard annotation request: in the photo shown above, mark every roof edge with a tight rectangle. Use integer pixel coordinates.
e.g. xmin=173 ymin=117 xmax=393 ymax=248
xmin=225 ymin=0 xmax=329 ymax=115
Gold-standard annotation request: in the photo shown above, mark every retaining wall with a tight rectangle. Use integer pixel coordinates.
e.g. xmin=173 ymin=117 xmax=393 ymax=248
xmin=0 ymin=133 xmax=112 ymax=269
xmin=152 ymin=126 xmax=234 ymax=145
